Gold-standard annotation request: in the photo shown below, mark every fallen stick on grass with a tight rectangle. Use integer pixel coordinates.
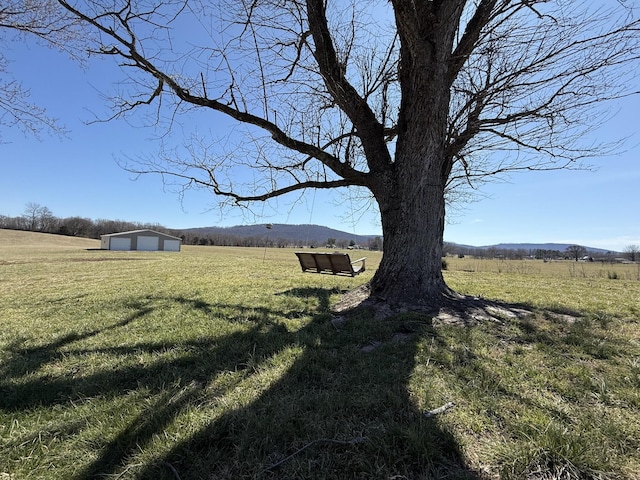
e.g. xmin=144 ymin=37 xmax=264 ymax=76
xmin=424 ymin=401 xmax=455 ymax=417
xmin=161 ymin=462 xmax=182 ymax=480
xmin=260 ymin=436 xmax=367 ymax=474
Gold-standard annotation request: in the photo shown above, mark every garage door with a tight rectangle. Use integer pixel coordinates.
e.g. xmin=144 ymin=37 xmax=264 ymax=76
xmin=137 ymin=236 xmax=159 ymax=251
xmin=110 ymin=237 xmax=132 ymax=251
xmin=164 ymin=240 xmax=181 ymax=252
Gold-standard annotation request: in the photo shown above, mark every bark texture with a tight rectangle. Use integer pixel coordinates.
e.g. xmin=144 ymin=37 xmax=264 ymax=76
xmin=371 ymin=177 xmax=454 ymax=308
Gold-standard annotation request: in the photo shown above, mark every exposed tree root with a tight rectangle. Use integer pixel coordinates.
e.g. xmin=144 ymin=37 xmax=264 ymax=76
xmin=331 ymin=282 xmax=533 ymax=325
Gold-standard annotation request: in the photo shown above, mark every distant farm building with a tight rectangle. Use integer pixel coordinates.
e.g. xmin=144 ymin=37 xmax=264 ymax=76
xmin=100 ymin=229 xmax=182 ymax=252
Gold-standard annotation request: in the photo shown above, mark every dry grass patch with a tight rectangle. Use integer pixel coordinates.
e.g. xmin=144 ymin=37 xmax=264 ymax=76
xmin=1 ymin=230 xmax=638 ymax=479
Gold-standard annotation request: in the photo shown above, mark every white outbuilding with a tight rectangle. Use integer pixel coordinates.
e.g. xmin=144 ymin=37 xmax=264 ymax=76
xmin=100 ymin=229 xmax=182 ymax=252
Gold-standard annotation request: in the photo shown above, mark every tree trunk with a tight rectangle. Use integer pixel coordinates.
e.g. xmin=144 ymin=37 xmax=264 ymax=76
xmin=369 ymin=166 xmax=457 ymax=309
xmin=367 ymin=20 xmax=457 ymax=310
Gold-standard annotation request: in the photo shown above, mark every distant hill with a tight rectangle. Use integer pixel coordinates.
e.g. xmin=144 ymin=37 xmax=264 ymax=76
xmin=183 ymin=225 xmax=618 ymax=253
xmin=476 ymin=243 xmax=615 ymax=254
xmin=182 ymin=224 xmax=379 ymax=245
xmin=0 ymin=228 xmax=99 ymax=249
xmin=0 ymin=227 xmax=620 ymax=255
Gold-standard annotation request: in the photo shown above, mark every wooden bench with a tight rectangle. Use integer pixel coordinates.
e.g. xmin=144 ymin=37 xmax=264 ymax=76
xmin=295 ymin=252 xmax=366 ymax=277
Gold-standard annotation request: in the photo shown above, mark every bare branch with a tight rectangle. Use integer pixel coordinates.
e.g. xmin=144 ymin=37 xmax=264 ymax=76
xmin=305 ymin=0 xmax=392 ymax=172
xmin=0 ymin=0 xmax=91 ymax=139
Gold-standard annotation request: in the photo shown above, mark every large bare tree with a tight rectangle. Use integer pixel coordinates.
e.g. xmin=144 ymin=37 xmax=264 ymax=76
xmin=48 ymin=0 xmax=639 ymax=311
xmin=624 ymin=244 xmax=639 ymax=262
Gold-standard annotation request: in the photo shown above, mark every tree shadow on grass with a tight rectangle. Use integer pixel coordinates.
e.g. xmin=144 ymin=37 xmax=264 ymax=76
xmin=1 ymin=288 xmax=482 ymax=479
xmin=0 ymin=303 xmax=153 ymax=387
xmin=129 ymin=288 xmax=482 ymax=480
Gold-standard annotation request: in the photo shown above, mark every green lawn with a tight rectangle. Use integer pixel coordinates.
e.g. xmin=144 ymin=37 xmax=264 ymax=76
xmin=1 ymin=230 xmax=639 ymax=479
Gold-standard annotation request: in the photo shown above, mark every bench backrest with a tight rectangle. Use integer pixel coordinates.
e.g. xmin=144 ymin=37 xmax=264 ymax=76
xmin=313 ymin=253 xmax=337 ymax=273
xmin=295 ymin=252 xmax=363 ymax=276
xmin=295 ymin=252 xmax=319 ymax=271
xmin=326 ymin=253 xmax=355 ymax=273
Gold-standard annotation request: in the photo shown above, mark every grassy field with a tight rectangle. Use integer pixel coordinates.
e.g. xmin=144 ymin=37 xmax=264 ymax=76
xmin=1 ymin=229 xmax=639 ymax=479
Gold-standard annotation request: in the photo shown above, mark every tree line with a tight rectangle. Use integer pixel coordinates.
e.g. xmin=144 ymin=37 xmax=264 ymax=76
xmin=0 ymin=202 xmax=383 ymax=250
xmin=444 ymin=242 xmax=639 ymax=263
xmin=0 ymin=202 xmax=176 ymax=239
xmin=2 ymin=203 xmax=635 ymax=258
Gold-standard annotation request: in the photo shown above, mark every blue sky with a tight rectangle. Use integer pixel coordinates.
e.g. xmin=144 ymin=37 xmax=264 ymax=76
xmin=1 ymin=16 xmax=639 ymax=252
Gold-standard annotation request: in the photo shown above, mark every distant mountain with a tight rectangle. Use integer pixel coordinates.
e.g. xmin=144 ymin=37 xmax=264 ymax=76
xmin=182 ymin=223 xmax=379 ymax=245
xmin=476 ymin=243 xmax=615 ymax=254
xmin=182 ymin=224 xmax=617 ymax=253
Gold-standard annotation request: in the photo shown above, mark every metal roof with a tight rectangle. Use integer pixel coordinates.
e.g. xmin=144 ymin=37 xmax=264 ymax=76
xmin=99 ymin=229 xmax=182 ymax=240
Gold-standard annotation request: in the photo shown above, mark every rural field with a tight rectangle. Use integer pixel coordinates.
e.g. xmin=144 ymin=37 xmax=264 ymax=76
xmin=1 ymin=229 xmax=639 ymax=479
